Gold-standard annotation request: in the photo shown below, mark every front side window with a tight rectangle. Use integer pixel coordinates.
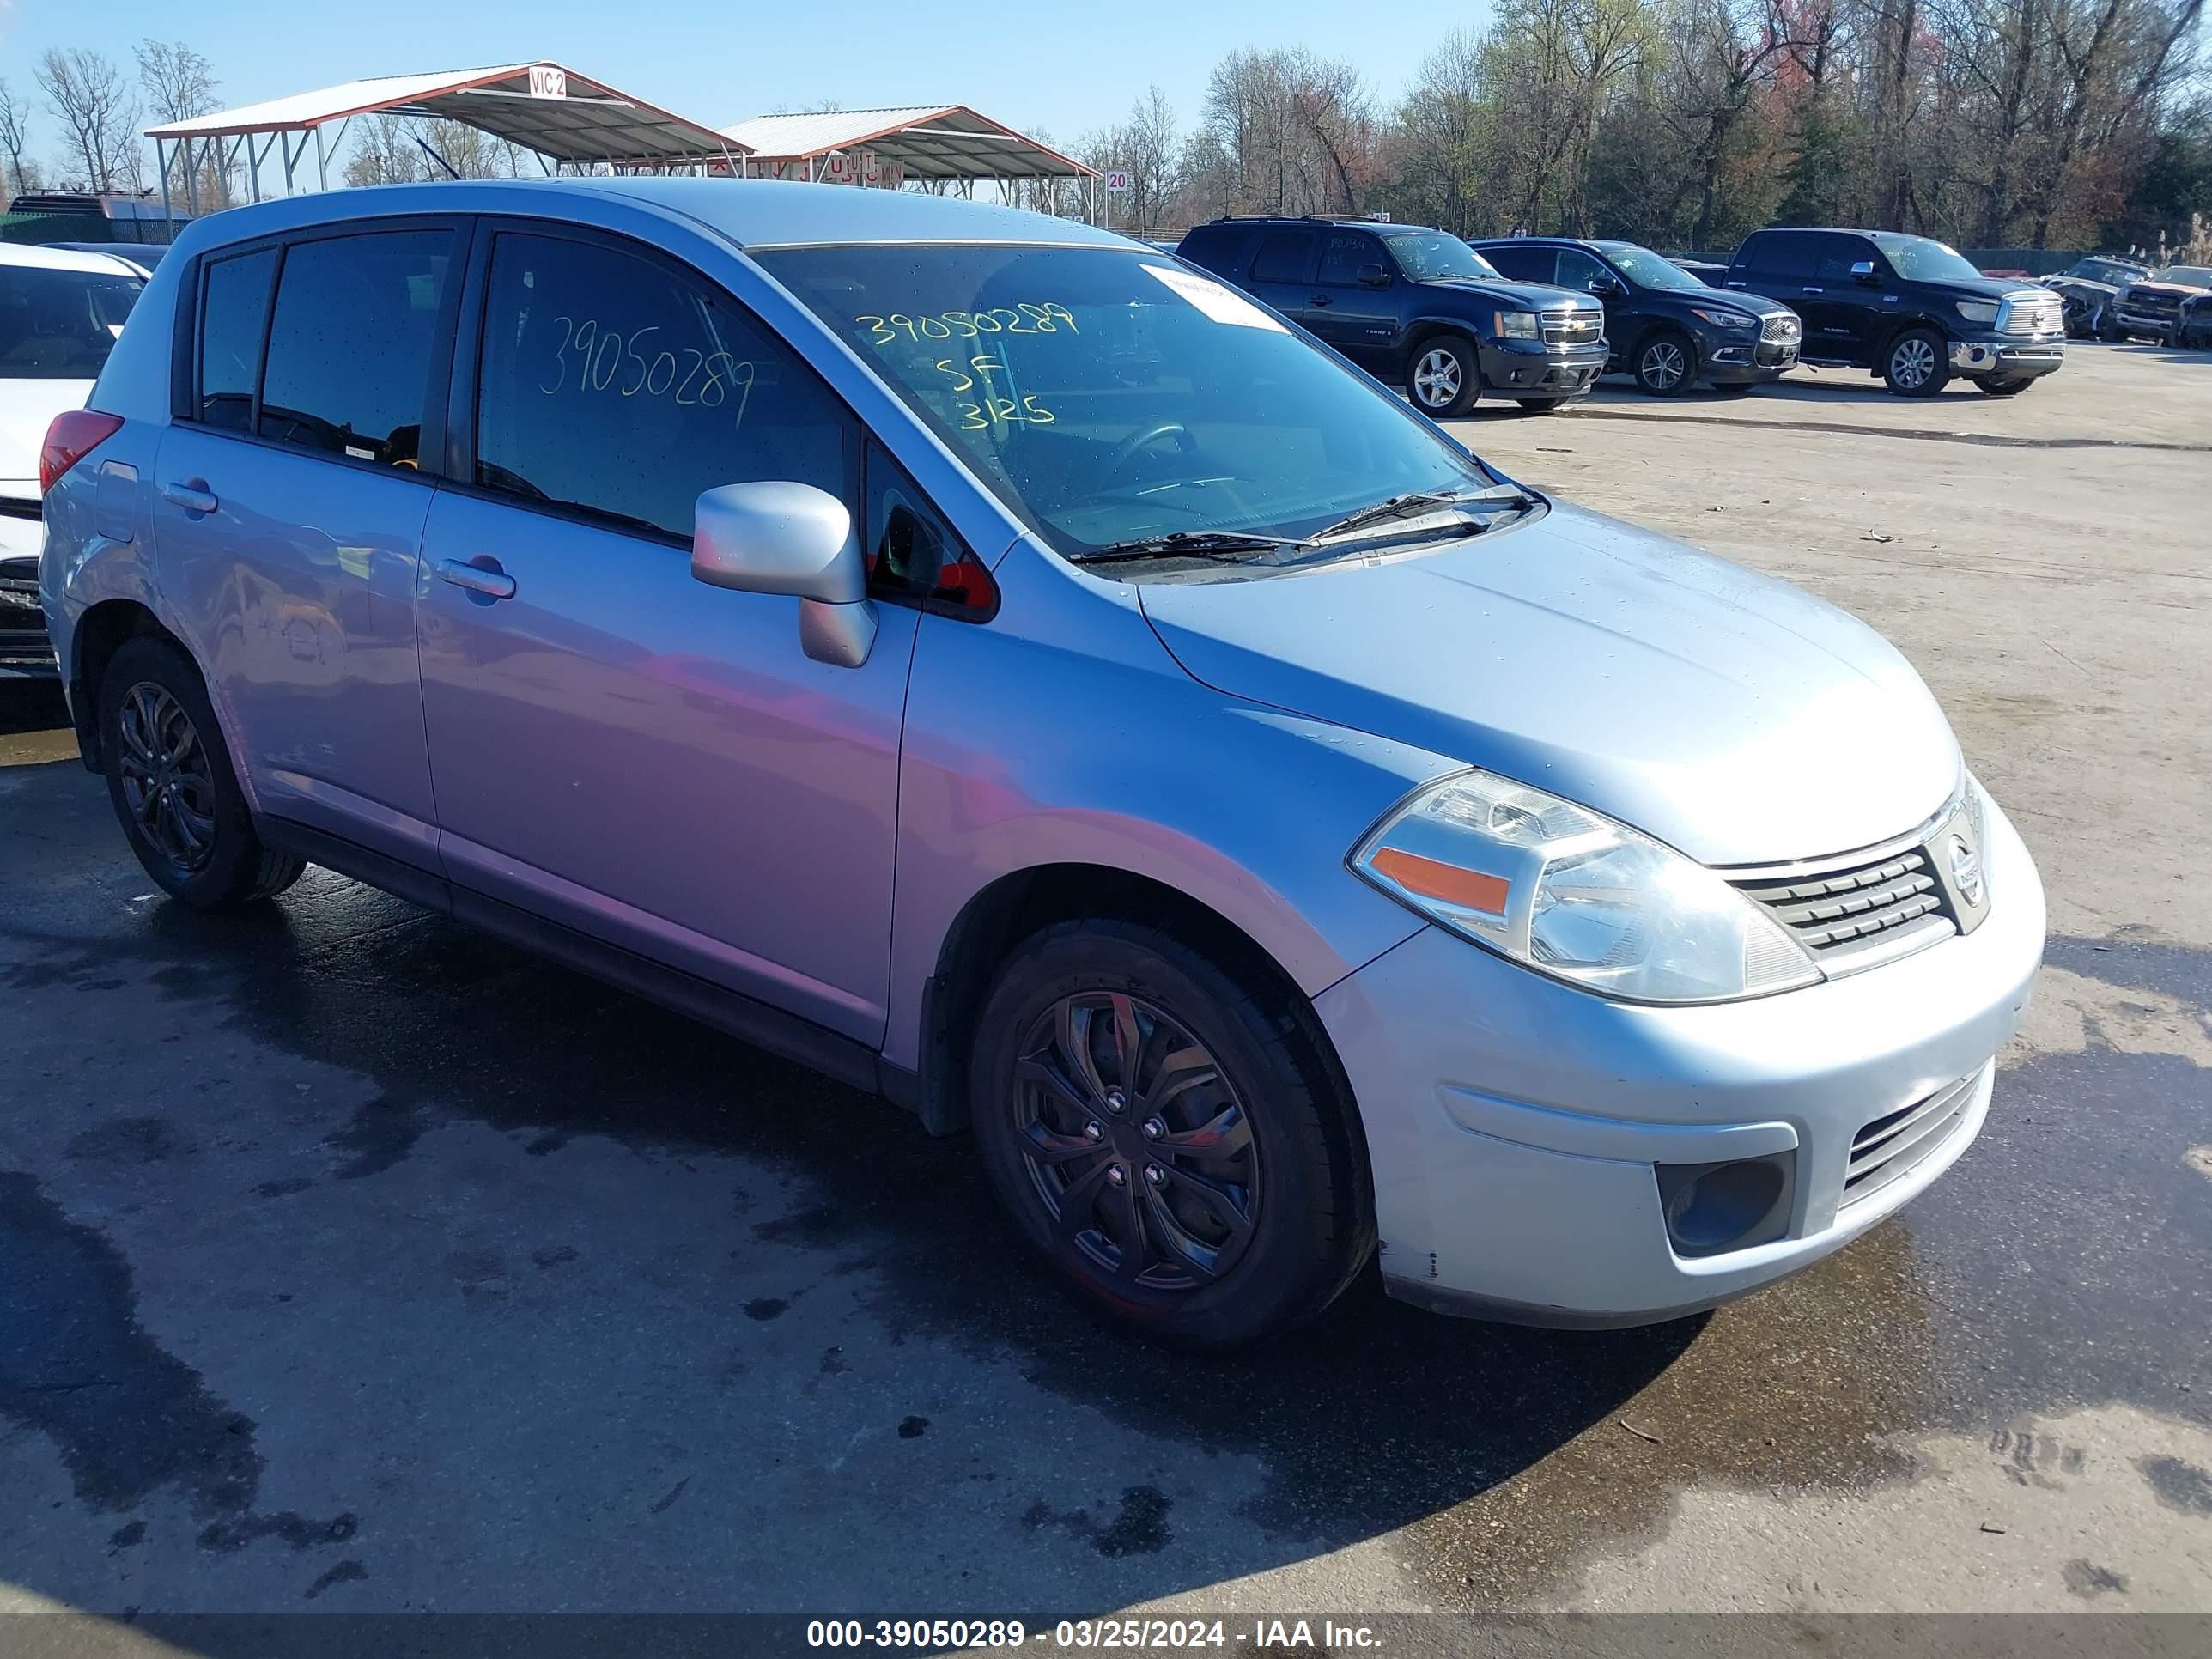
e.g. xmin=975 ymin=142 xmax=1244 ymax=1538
xmin=196 ymin=248 xmax=275 ymax=429
xmin=754 ymin=243 xmax=1496 ymax=562
xmin=0 ymin=262 xmax=143 ymax=380
xmin=1316 ymin=231 xmax=1384 ymax=286
xmin=1553 ymin=248 xmax=1611 ymax=292
xmin=259 ymin=230 xmax=453 ymax=466
xmin=1814 ymin=238 xmax=1877 ymax=281
xmin=474 ymin=232 xmax=851 ymax=541
xmin=1382 ymin=233 xmax=1500 ymax=283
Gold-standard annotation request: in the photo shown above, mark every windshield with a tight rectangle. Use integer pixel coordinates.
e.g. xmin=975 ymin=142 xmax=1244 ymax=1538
xmin=1600 ymin=244 xmax=1705 ymax=292
xmin=0 ymin=264 xmax=142 ymax=380
xmin=1869 ymin=235 xmax=1985 ymax=283
xmin=2073 ymin=258 xmax=2141 ymax=284
xmin=756 ymin=243 xmax=1496 ymax=561
xmin=2150 ymin=266 xmax=2212 ymax=288
xmin=1381 ymin=233 xmax=1501 ymax=283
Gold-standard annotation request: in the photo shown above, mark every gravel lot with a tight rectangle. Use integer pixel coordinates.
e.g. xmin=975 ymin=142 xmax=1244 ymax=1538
xmin=3 ymin=343 xmax=2208 ymax=1634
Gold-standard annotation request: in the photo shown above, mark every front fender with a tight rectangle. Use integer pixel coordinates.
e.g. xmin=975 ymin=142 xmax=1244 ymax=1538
xmin=882 ymin=539 xmax=1446 ymax=1073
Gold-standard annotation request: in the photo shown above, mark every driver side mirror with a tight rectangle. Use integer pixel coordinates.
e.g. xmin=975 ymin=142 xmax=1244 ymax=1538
xmin=1357 ymin=262 xmax=1390 ymax=288
xmin=1850 ymin=259 xmax=1880 ymax=285
xmin=691 ymin=481 xmax=878 ymax=668
xmin=1590 ymin=275 xmax=1626 ymax=297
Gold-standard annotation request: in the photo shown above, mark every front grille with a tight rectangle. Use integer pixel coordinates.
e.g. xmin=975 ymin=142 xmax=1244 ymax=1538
xmin=2001 ymin=295 xmax=2064 ymax=335
xmin=1731 ymin=846 xmax=1954 ymax=961
xmin=1540 ymin=307 xmax=1602 ymax=346
xmin=1842 ymin=1068 xmax=1980 ymax=1207
xmin=2124 ymin=291 xmax=2180 ymax=319
xmin=1760 ymin=313 xmax=1801 ymax=342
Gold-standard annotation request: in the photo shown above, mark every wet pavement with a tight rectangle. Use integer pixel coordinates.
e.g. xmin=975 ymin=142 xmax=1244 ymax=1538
xmin=3 ymin=349 xmax=2210 ymax=1623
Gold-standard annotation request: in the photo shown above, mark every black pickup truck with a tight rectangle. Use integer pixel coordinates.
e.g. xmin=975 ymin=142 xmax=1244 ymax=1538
xmin=1723 ymin=228 xmax=2064 ymax=396
xmin=1175 ymin=216 xmax=1606 ymax=416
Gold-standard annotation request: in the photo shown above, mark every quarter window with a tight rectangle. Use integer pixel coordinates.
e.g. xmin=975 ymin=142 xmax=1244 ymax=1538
xmin=258 ymin=230 xmax=453 ymax=466
xmin=473 ymin=232 xmax=852 ymax=541
xmin=196 ymin=247 xmax=276 ymax=432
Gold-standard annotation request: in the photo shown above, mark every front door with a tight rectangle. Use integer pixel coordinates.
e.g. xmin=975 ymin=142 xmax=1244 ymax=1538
xmin=1305 ymin=228 xmax=1401 ymax=371
xmin=416 ymin=226 xmax=916 ymax=1044
xmin=1801 ymin=234 xmax=1886 ymax=360
xmin=153 ymin=226 xmax=458 ymax=866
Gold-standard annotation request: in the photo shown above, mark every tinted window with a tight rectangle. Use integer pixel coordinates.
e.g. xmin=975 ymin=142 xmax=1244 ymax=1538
xmin=475 ymin=232 xmax=853 ymax=542
xmin=1741 ymin=233 xmax=1817 ymax=280
xmin=1316 ymin=230 xmax=1382 ymax=286
xmin=259 ymin=231 xmax=452 ymax=466
xmin=0 ymin=262 xmax=142 ymax=381
xmin=1480 ymin=245 xmax=1555 ymax=283
xmin=756 ymin=244 xmax=1498 ymax=563
xmin=1174 ymin=225 xmax=1246 ymax=270
xmin=1554 ymin=248 xmax=1610 ymax=291
xmin=1814 ymin=236 xmax=1878 ymax=281
xmin=196 ymin=248 xmax=275 ymax=430
xmin=1249 ymin=230 xmax=1314 ymax=284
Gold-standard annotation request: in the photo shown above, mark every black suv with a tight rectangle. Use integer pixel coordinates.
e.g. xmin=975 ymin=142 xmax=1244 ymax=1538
xmin=1473 ymin=237 xmax=1802 ymax=395
xmin=1723 ymin=228 xmax=2064 ymax=397
xmin=1175 ymin=217 xmax=1606 ymax=416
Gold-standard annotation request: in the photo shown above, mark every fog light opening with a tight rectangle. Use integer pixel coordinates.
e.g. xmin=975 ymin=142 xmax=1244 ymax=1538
xmin=1656 ymin=1153 xmax=1794 ymax=1259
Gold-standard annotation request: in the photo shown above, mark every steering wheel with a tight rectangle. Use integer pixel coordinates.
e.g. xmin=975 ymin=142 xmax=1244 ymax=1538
xmin=1104 ymin=422 xmax=1197 ymax=478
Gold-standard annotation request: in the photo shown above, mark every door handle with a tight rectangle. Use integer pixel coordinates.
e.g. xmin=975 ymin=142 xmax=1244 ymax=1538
xmin=1802 ymin=286 xmax=1824 ymax=295
xmin=436 ymin=557 xmax=516 ymax=601
xmin=1309 ymin=294 xmax=1332 ymax=307
xmin=160 ymin=478 xmax=218 ymax=514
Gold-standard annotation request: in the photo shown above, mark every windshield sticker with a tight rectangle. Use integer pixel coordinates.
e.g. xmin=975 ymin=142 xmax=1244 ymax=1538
xmin=1140 ymin=264 xmax=1286 ymax=331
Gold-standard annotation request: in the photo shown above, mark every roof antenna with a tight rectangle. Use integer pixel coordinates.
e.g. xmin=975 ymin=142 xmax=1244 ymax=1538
xmin=413 ymin=137 xmax=463 ymax=181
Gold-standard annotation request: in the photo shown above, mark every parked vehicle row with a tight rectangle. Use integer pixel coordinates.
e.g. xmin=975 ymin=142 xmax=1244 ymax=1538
xmin=37 ymin=179 xmax=2044 ymax=1347
xmin=2108 ymin=264 xmax=2212 ymax=346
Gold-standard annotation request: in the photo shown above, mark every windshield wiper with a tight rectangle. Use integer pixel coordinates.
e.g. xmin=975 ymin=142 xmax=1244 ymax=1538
xmin=1311 ymin=485 xmax=1536 ymax=542
xmin=1066 ymin=529 xmax=1310 ymax=566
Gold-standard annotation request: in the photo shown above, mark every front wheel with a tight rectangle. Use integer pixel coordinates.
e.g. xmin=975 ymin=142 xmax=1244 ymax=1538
xmin=98 ymin=635 xmax=304 ymax=908
xmin=1975 ymin=376 xmax=2035 ymax=397
xmin=1632 ymin=329 xmax=1696 ymax=396
xmin=969 ymin=919 xmax=1372 ymax=1348
xmin=1882 ymin=328 xmax=1952 ymax=397
xmin=1406 ymin=333 xmax=1481 ymax=418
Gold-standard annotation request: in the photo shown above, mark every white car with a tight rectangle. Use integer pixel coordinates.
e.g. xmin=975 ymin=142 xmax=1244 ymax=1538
xmin=2 ymin=242 xmax=145 ymax=673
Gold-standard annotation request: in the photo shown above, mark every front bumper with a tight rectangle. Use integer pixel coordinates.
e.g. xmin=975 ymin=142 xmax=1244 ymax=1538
xmin=1703 ymin=333 xmax=1799 ymax=382
xmin=0 ymin=507 xmax=56 ymax=678
xmin=1480 ymin=337 xmax=1606 ymax=399
xmin=2112 ymin=305 xmax=2180 ymax=339
xmin=1314 ymin=792 xmax=2045 ymax=1326
xmin=1948 ymin=334 xmax=2064 ymax=379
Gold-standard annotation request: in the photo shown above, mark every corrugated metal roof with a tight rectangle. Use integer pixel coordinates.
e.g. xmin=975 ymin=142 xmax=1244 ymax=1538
xmin=143 ymin=64 xmax=746 ymax=167
xmin=718 ymin=105 xmax=1094 ymax=180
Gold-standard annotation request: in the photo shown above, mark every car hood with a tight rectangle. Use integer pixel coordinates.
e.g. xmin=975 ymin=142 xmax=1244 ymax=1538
xmin=1136 ymin=502 xmax=1960 ymax=866
xmin=1415 ymin=276 xmax=1599 ymax=313
xmin=0 ymin=376 xmax=94 ymax=497
xmin=1668 ymin=287 xmax=1793 ymax=322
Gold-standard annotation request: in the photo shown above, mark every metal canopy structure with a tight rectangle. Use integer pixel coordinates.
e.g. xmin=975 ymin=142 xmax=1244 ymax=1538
xmin=143 ymin=62 xmax=750 ymax=223
xmin=718 ymin=106 xmax=1096 ymax=191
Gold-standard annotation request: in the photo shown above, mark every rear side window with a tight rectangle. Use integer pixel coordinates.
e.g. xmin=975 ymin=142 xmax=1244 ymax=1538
xmin=1250 ymin=230 xmax=1315 ymax=284
xmin=196 ymin=248 xmax=276 ymax=431
xmin=258 ymin=230 xmax=453 ymax=467
xmin=0 ymin=263 xmax=141 ymax=381
xmin=472 ymin=231 xmax=853 ymax=542
xmin=1741 ymin=233 xmax=1817 ymax=281
xmin=1483 ymin=245 xmax=1555 ymax=283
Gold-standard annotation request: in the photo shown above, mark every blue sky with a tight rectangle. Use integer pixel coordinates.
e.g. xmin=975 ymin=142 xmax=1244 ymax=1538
xmin=2 ymin=0 xmax=1488 ymax=161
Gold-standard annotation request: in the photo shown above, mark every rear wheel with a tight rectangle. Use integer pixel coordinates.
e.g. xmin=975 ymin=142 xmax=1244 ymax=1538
xmin=969 ymin=919 xmax=1371 ymax=1348
xmin=1406 ymin=333 xmax=1481 ymax=418
xmin=1975 ymin=376 xmax=2035 ymax=397
xmin=98 ymin=636 xmax=303 ymax=908
xmin=1632 ymin=329 xmax=1696 ymax=396
xmin=1882 ymin=328 xmax=1951 ymax=397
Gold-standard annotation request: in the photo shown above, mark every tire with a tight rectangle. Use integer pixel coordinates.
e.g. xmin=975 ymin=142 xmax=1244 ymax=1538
xmin=2094 ymin=310 xmax=2120 ymax=343
xmin=1881 ymin=327 xmax=1952 ymax=397
xmin=1975 ymin=376 xmax=2035 ymax=398
xmin=98 ymin=635 xmax=304 ymax=909
xmin=1405 ymin=332 xmax=1481 ymax=417
xmin=1511 ymin=398 xmax=1568 ymax=414
xmin=969 ymin=918 xmax=1372 ymax=1349
xmin=1632 ymin=328 xmax=1696 ymax=396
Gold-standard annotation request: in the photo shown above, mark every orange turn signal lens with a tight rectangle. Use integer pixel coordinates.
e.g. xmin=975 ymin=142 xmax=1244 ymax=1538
xmin=1369 ymin=848 xmax=1510 ymax=916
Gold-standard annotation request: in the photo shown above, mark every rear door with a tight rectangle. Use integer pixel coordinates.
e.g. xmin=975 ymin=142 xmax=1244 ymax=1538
xmin=152 ymin=222 xmax=459 ymax=867
xmin=416 ymin=223 xmax=916 ymax=1044
xmin=1305 ymin=228 xmax=1401 ymax=369
xmin=1244 ymin=228 xmax=1318 ymax=319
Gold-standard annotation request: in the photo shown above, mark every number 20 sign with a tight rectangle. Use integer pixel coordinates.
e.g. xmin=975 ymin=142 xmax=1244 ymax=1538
xmin=1103 ymin=171 xmax=1131 ymax=194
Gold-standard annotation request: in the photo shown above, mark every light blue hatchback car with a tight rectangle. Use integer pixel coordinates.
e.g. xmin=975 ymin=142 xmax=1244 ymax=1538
xmin=40 ymin=179 xmax=2044 ymax=1346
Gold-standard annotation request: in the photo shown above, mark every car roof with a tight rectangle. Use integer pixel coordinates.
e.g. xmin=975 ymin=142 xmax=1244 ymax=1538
xmin=1199 ymin=216 xmax=1441 ymax=234
xmin=172 ymin=177 xmax=1135 ymax=254
xmin=0 ymin=241 xmax=147 ymax=276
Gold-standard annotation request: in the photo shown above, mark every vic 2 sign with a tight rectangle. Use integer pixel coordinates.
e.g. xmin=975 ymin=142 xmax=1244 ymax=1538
xmin=528 ymin=65 xmax=568 ymax=99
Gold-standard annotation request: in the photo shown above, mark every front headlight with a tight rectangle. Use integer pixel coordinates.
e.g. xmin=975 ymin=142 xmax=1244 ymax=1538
xmin=1690 ymin=307 xmax=1755 ymax=331
xmin=1496 ymin=310 xmax=1539 ymax=339
xmin=1350 ymin=770 xmax=1821 ymax=1004
xmin=1956 ymin=299 xmax=2000 ymax=325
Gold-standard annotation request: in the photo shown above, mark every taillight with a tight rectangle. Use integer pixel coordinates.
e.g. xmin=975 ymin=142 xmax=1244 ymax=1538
xmin=40 ymin=410 xmax=124 ymax=495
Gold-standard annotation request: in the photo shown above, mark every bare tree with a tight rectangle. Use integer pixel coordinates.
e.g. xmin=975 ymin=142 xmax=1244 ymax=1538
xmin=136 ymin=40 xmax=229 ymax=205
xmin=0 ymin=78 xmax=32 ymax=201
xmin=37 ymin=48 xmax=143 ymax=192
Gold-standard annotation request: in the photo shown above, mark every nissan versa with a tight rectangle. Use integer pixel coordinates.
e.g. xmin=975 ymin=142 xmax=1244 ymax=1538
xmin=40 ymin=180 xmax=2045 ymax=1347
